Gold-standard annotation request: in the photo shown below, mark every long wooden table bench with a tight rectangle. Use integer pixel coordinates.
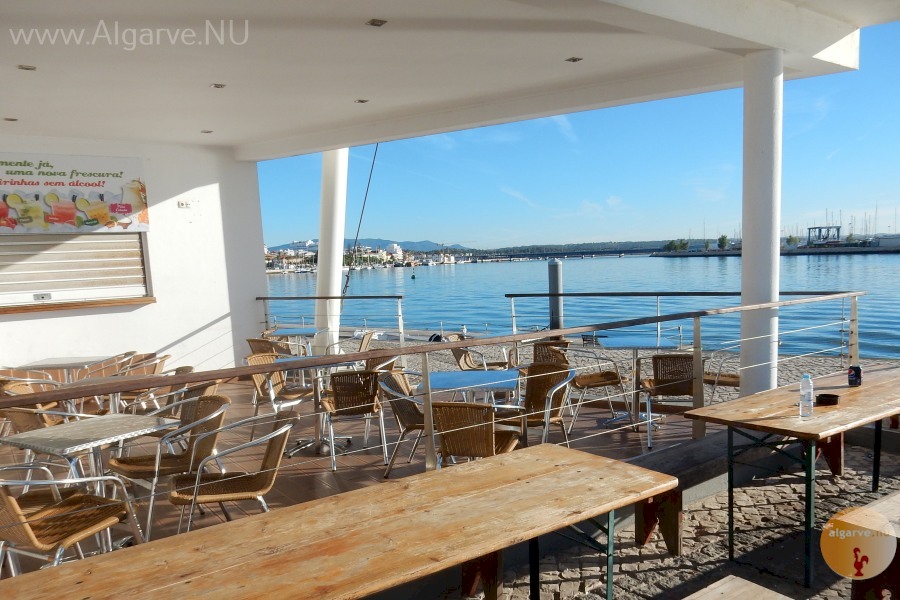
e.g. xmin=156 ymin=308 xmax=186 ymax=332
xmin=0 ymin=444 xmax=680 ymax=600
xmin=684 ymin=574 xmax=791 ymax=599
xmin=847 ymin=489 xmax=900 ymax=600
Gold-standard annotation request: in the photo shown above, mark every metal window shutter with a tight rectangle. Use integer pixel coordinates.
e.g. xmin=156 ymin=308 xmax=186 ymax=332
xmin=0 ymin=233 xmax=148 ymax=306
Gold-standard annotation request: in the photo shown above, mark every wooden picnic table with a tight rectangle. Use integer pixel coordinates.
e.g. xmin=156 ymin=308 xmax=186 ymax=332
xmin=0 ymin=444 xmax=679 ymax=600
xmin=685 ymin=363 xmax=900 ymax=587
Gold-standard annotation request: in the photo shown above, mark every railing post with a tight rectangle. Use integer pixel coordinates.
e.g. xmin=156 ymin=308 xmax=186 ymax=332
xmin=510 ymin=298 xmax=518 ymax=334
xmin=262 ymin=299 xmax=271 ymax=330
xmin=692 ymin=317 xmax=706 ymax=439
xmin=397 ymin=298 xmax=407 ymax=368
xmin=656 ymin=296 xmax=661 ymax=347
xmin=849 ymin=295 xmax=860 ymax=367
xmin=422 ymin=351 xmax=437 ymax=471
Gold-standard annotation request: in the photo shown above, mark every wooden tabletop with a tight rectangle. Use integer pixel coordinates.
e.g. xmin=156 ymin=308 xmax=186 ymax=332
xmin=685 ymin=363 xmax=900 ymax=440
xmin=0 ymin=444 xmax=678 ymax=600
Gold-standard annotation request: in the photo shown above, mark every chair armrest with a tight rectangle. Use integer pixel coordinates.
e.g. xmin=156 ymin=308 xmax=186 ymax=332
xmin=194 ymin=422 xmax=294 ymax=473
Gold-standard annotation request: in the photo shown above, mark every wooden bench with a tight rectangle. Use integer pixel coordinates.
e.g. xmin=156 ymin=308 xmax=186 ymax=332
xmin=848 ymin=489 xmax=900 ymax=600
xmin=0 ymin=444 xmax=680 ymax=600
xmin=684 ymin=575 xmax=791 ymax=599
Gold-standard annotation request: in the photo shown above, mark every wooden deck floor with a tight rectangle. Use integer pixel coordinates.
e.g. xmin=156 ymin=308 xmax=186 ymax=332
xmin=0 ymin=377 xmax=709 ymax=575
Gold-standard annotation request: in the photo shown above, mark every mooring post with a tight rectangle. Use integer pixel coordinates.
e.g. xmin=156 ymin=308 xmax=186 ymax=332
xmin=548 ymin=259 xmax=564 ymax=330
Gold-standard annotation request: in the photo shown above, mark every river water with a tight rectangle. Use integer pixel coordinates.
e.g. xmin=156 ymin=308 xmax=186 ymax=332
xmin=266 ymin=253 xmax=900 ymax=359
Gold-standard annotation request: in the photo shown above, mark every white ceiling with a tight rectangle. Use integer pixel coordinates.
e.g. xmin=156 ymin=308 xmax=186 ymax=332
xmin=2 ymin=0 xmax=898 ymax=161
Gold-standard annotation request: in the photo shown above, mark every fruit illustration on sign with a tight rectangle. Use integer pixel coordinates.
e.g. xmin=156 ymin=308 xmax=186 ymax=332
xmin=74 ymin=195 xmax=109 ymax=227
xmin=0 ymin=194 xmax=17 ymax=229
xmin=122 ymin=179 xmax=149 ymax=225
xmin=44 ymin=191 xmax=77 ymax=226
xmin=5 ymin=193 xmax=48 ymax=229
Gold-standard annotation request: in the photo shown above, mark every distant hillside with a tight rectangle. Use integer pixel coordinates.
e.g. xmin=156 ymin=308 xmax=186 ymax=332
xmin=268 ymin=239 xmax=468 ymax=252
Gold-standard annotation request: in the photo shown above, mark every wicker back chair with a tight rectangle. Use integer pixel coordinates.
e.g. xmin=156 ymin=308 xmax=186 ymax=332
xmin=641 ymin=354 xmax=696 ymax=399
xmin=431 ymin=402 xmax=519 ymax=464
xmin=107 ymin=394 xmax=231 ymax=541
xmin=563 ymin=348 xmax=630 ymax=433
xmin=0 ymin=474 xmax=143 ymax=572
xmin=450 ymin=347 xmax=509 ymax=371
xmin=72 ymin=351 xmax=136 ymax=380
xmin=379 ymin=371 xmax=425 ymax=478
xmin=637 ymin=354 xmax=697 ymax=449
xmin=169 ymin=410 xmax=297 ymax=532
xmin=321 ymin=370 xmax=386 ymax=471
xmin=516 ymin=362 xmax=575 ymax=446
xmin=245 ymin=352 xmax=313 ymax=417
xmin=532 ymin=340 xmax=570 ymax=364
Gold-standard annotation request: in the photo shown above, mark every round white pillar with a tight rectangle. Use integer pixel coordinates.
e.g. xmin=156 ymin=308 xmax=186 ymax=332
xmin=313 ymin=148 xmax=349 ymax=354
xmin=740 ymin=49 xmax=783 ymax=395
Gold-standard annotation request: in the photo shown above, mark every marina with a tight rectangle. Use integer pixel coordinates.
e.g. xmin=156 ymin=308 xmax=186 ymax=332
xmin=265 ymin=253 xmax=900 ymax=360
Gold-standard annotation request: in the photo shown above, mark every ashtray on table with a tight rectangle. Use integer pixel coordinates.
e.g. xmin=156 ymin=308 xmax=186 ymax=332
xmin=816 ymin=393 xmax=840 ymax=406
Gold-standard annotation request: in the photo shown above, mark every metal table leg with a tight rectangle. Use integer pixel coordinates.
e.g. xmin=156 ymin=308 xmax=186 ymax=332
xmin=727 ymin=427 xmax=735 ymax=561
xmin=803 ymin=439 xmax=817 ymax=588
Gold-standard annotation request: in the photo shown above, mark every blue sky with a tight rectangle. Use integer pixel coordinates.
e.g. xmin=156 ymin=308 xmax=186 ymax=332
xmin=258 ymin=22 xmax=899 ymax=250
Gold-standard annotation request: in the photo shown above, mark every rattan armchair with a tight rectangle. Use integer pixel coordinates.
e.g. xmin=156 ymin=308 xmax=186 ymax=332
xmin=450 ymin=347 xmax=509 ymax=371
xmin=638 ymin=353 xmax=698 ymax=448
xmin=558 ymin=347 xmax=630 ymax=433
xmin=107 ymin=394 xmax=230 ymax=541
xmin=503 ymin=362 xmax=574 ymax=447
xmin=431 ymin=401 xmax=519 ymax=465
xmin=321 ymin=370 xmax=387 ymax=471
xmin=168 ymin=411 xmax=296 ymax=533
xmin=379 ymin=371 xmax=425 ymax=478
xmin=245 ymin=353 xmax=314 ymax=427
xmin=0 ymin=473 xmax=143 ymax=575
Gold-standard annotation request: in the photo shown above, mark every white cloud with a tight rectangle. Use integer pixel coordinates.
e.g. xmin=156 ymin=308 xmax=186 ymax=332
xmin=500 ymin=185 xmax=539 ymax=209
xmin=550 ymin=115 xmax=579 ymax=143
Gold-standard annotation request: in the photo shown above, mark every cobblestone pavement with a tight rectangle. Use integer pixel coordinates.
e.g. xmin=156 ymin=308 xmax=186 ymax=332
xmin=437 ymin=443 xmax=898 ymax=600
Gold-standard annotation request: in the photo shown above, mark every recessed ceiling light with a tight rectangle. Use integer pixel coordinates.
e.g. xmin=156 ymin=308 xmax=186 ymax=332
xmin=4 ymin=117 xmax=18 ymax=122
xmin=565 ymin=56 xmax=583 ymax=63
xmin=210 ymin=83 xmax=226 ymax=89
xmin=354 ymin=99 xmax=369 ymax=104
xmin=200 ymin=129 xmax=213 ymax=134
xmin=366 ymin=19 xmax=387 ymax=27
xmin=17 ymin=64 xmax=37 ymax=71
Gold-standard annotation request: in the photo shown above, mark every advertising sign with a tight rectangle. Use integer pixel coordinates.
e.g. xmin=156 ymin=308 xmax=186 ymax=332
xmin=0 ymin=153 xmax=148 ymax=233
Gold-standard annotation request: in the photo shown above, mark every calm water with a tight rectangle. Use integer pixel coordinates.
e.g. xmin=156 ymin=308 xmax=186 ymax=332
xmin=267 ymin=254 xmax=900 ymax=359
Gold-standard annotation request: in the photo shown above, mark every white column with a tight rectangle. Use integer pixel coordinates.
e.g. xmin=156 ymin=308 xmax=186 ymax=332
xmin=740 ymin=49 xmax=783 ymax=395
xmin=313 ymin=148 xmax=349 ymax=355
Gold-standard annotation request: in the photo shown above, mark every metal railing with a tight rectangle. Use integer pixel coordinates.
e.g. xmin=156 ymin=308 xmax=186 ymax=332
xmin=2 ymin=291 xmax=865 ymax=476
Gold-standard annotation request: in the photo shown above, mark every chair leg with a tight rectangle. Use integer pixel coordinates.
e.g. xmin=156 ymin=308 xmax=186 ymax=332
xmin=566 ymin=388 xmax=587 ymax=435
xmin=219 ymin=502 xmax=233 ymax=521
xmin=5 ymin=546 xmax=22 ymax=577
xmin=257 ymin=496 xmax=270 ymax=513
xmin=328 ymin=414 xmax=337 ymax=471
xmin=379 ymin=410 xmax=388 ymax=465
xmin=407 ymin=430 xmax=424 ymax=463
xmin=384 ymin=429 xmax=408 ymax=478
xmin=363 ymin=416 xmax=371 ymax=448
xmin=50 ymin=546 xmax=66 ymax=567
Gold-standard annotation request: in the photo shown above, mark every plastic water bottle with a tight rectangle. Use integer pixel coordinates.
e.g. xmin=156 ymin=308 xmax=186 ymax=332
xmin=799 ymin=374 xmax=814 ymax=418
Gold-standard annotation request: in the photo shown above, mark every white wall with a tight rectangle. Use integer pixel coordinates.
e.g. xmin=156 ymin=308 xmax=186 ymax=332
xmin=0 ymin=135 xmax=267 ymax=370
